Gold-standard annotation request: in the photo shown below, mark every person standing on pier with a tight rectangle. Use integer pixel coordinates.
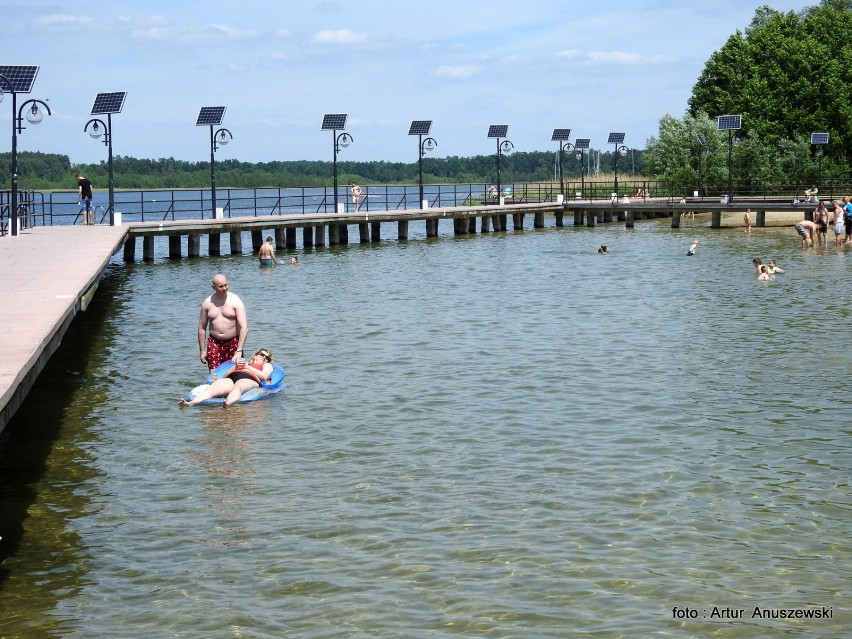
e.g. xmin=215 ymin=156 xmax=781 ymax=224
xmin=197 ymin=274 xmax=249 ymax=371
xmin=350 ymin=181 xmax=362 ymax=210
xmin=76 ymin=172 xmax=94 ymax=225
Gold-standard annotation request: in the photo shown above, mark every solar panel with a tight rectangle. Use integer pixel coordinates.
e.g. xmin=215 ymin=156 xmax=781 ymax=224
xmin=811 ymin=132 xmax=829 ymax=145
xmin=488 ymin=125 xmax=508 ymax=138
xmin=321 ymin=113 xmax=348 ymax=130
xmin=717 ymin=115 xmax=742 ymax=131
xmin=574 ymin=138 xmax=590 ymax=149
xmin=0 ymin=65 xmax=39 ymax=93
xmin=607 ymin=132 xmax=625 ymax=144
xmin=91 ymin=92 xmax=127 ymax=115
xmin=551 ymin=128 xmax=572 ymax=141
xmin=196 ymin=106 xmax=226 ymax=126
xmin=408 ymin=120 xmax=432 ymax=135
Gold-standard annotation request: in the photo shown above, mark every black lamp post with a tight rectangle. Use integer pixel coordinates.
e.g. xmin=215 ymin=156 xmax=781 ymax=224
xmin=717 ymin=115 xmax=742 ymax=204
xmin=333 ymin=131 xmax=353 ymax=212
xmin=551 ymin=128 xmax=572 ymax=199
xmin=694 ymin=133 xmax=705 ymax=197
xmin=575 ymin=138 xmax=590 ymax=200
xmin=607 ymin=132 xmax=627 ymax=200
xmin=409 ymin=121 xmax=436 ymax=208
xmin=1 ymin=67 xmax=51 ymax=236
xmin=487 ymin=125 xmax=512 ymax=200
xmin=209 ymin=127 xmax=232 ymax=218
xmin=811 ymin=132 xmax=829 ymax=189
xmin=84 ymin=116 xmax=114 ymax=224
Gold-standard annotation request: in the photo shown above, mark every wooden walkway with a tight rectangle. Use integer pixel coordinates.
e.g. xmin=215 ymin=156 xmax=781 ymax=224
xmin=0 ymin=197 xmax=807 ymax=432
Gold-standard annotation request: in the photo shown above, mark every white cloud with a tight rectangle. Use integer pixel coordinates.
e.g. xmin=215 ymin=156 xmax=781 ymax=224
xmin=557 ymin=49 xmax=673 ymax=64
xmin=34 ymin=14 xmax=94 ymax=30
xmin=432 ymin=65 xmax=478 ymax=79
xmin=312 ymin=29 xmax=368 ymax=44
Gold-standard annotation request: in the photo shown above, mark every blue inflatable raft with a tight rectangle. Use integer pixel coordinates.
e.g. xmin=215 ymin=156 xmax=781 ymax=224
xmin=187 ymin=360 xmax=286 ymax=404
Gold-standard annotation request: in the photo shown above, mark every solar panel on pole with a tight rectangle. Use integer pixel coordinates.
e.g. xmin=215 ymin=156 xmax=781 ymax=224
xmin=551 ymin=128 xmax=572 ymax=141
xmin=322 ymin=114 xmax=347 ymax=130
xmin=811 ymin=132 xmax=829 ymax=145
xmin=487 ymin=125 xmax=508 ymax=138
xmin=408 ymin=120 xmax=432 ymax=136
xmin=575 ymin=138 xmax=591 ymax=149
xmin=0 ymin=65 xmax=39 ymax=93
xmin=607 ymin=132 xmax=625 ymax=144
xmin=91 ymin=92 xmax=127 ymax=115
xmin=196 ymin=106 xmax=226 ymax=126
xmin=717 ymin=115 xmax=742 ymax=131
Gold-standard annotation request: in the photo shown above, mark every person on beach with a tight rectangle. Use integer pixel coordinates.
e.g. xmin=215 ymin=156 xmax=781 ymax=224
xmin=794 ymin=220 xmax=818 ymax=248
xmin=687 ymin=239 xmax=700 ymax=256
xmin=76 ymin=172 xmax=94 ymax=225
xmin=258 ymin=236 xmax=276 ymax=267
xmin=814 ymin=201 xmax=828 ymax=246
xmin=180 ymin=348 xmax=274 ymax=408
xmin=743 ymin=209 xmax=752 ymax=234
xmin=198 ymin=274 xmax=248 ymax=371
xmin=833 ymin=202 xmax=846 ymax=248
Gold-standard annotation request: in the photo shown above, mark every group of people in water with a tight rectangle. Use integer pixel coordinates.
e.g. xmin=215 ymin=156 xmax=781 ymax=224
xmin=178 ymin=273 xmax=277 ymax=408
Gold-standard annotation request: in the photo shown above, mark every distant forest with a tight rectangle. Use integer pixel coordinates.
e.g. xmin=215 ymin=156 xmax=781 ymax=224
xmin=1 ymin=149 xmax=643 ymax=191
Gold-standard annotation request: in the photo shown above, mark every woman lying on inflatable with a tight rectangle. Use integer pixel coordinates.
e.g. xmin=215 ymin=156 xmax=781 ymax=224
xmin=179 ymin=348 xmax=281 ymax=408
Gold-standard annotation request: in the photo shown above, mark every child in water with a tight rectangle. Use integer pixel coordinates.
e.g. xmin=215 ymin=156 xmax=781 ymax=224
xmin=687 ymin=239 xmax=700 ymax=256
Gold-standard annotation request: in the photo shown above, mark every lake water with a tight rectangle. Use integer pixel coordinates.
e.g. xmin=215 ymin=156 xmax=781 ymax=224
xmin=0 ymin=218 xmax=849 ymax=638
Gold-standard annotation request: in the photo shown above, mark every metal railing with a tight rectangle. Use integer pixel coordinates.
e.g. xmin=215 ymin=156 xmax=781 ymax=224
xmin=7 ymin=179 xmax=852 ymax=229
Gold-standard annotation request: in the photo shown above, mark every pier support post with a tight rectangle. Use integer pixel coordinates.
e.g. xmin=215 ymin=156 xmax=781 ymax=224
xmin=188 ymin=234 xmax=200 ymax=257
xmin=626 ymin=211 xmax=635 ymax=228
xmin=512 ymin=213 xmax=524 ymax=230
xmin=756 ymin=210 xmax=766 ymax=227
xmin=371 ymin=222 xmax=381 ymax=242
xmin=359 ymin=223 xmax=369 ymax=243
xmin=340 ymin=224 xmax=349 ymax=245
xmin=671 ymin=211 xmax=681 ymax=228
xmin=251 ymin=230 xmax=263 ymax=253
xmin=481 ymin=215 xmax=491 ymax=233
xmin=467 ymin=218 xmax=476 ymax=233
xmin=555 ymin=210 xmax=564 ymax=227
xmin=274 ymin=228 xmax=285 ymax=250
xmin=329 ymin=224 xmax=340 ymax=245
xmin=603 ymin=210 xmax=613 ymax=223
xmin=398 ymin=220 xmax=409 ymax=240
xmin=143 ymin=236 xmax=155 ymax=261
xmin=168 ymin=235 xmax=181 ymax=259
xmin=123 ymin=237 xmax=136 ymax=262
xmin=574 ymin=210 xmax=584 ymax=226
xmin=209 ymin=233 xmax=221 ymax=256
xmin=285 ymin=227 xmax=297 ymax=250
xmin=711 ymin=211 xmax=722 ymax=228
xmin=302 ymin=227 xmax=313 ymax=249
xmin=534 ymin=211 xmax=544 ymax=228
xmin=314 ymin=225 xmax=326 ymax=247
xmin=229 ymin=231 xmax=242 ymax=254
xmin=586 ymin=212 xmax=596 ymax=227
xmin=426 ymin=219 xmax=438 ymax=238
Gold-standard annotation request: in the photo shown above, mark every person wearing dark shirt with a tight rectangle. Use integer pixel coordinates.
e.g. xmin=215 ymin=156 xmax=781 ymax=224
xmin=76 ymin=172 xmax=94 ymax=225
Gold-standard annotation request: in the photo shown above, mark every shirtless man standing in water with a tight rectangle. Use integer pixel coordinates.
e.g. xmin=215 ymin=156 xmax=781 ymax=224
xmin=198 ymin=274 xmax=249 ymax=371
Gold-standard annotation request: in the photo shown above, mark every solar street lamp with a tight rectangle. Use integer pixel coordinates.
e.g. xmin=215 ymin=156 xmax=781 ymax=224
xmin=693 ymin=133 xmax=706 ymax=197
xmin=85 ymin=92 xmax=126 ymax=225
xmin=196 ymin=107 xmax=231 ymax=219
xmin=717 ymin=115 xmax=741 ymax=204
xmin=409 ymin=120 xmax=436 ymax=208
xmin=608 ymin=133 xmax=628 ymax=200
xmin=551 ymin=129 xmax=572 ymax=199
xmin=575 ymin=138 xmax=590 ymax=200
xmin=322 ymin=114 xmax=353 ymax=213
xmin=487 ymin=125 xmax=512 ymax=201
xmin=0 ymin=65 xmax=51 ymax=236
xmin=811 ymin=132 xmax=829 ymax=189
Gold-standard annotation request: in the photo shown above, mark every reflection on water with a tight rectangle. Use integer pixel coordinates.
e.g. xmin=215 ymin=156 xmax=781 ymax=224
xmin=0 ymin=221 xmax=850 ymax=638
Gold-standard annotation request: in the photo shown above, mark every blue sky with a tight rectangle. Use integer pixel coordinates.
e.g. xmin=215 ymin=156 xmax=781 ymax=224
xmin=3 ymin=0 xmax=808 ymax=166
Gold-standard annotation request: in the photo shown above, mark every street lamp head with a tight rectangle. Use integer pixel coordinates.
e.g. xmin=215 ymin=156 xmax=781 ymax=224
xmin=339 ymin=132 xmax=353 ymax=148
xmin=217 ymin=130 xmax=230 ymax=146
xmin=422 ymin=137 xmax=437 ymax=153
xmin=500 ymin=140 xmax=514 ymax=154
xmin=26 ymin=103 xmax=43 ymax=125
xmin=88 ymin=121 xmax=103 ymax=139
xmin=618 ymin=145 xmax=629 ymax=156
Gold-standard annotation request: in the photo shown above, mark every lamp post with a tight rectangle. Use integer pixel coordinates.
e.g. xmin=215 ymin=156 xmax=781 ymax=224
xmin=196 ymin=106 xmax=231 ymax=219
xmin=694 ymin=133 xmax=705 ymax=197
xmin=1 ymin=66 xmax=51 ymax=236
xmin=607 ymin=132 xmax=627 ymax=200
xmin=84 ymin=91 xmax=126 ymax=225
xmin=321 ymin=114 xmax=352 ymax=213
xmin=551 ymin=128 xmax=572 ymax=199
xmin=575 ymin=138 xmax=590 ymax=199
xmin=487 ymin=125 xmax=512 ymax=200
xmin=717 ymin=115 xmax=741 ymax=204
xmin=409 ymin=120 xmax=436 ymax=208
xmin=811 ymin=132 xmax=829 ymax=189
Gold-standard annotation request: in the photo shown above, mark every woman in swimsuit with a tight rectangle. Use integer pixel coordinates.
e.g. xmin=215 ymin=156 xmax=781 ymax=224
xmin=180 ymin=348 xmax=274 ymax=408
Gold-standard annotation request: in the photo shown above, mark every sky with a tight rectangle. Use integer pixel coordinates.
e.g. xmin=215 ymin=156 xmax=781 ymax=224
xmin=3 ymin=0 xmax=810 ymax=167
